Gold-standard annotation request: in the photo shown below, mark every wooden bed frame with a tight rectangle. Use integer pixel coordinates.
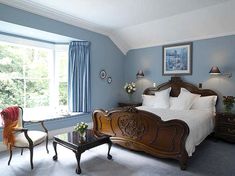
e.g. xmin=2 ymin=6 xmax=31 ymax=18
xmin=92 ymin=77 xmax=217 ymax=170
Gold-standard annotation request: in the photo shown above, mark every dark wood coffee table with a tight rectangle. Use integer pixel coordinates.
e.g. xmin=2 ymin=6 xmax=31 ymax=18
xmin=52 ymin=129 xmax=112 ymax=174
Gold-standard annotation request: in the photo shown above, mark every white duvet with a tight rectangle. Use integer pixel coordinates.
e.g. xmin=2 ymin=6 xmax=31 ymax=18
xmin=137 ymin=106 xmax=215 ymax=156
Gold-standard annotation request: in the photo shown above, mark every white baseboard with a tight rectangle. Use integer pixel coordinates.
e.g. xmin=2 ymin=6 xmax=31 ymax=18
xmin=0 ymin=122 xmax=93 ymax=153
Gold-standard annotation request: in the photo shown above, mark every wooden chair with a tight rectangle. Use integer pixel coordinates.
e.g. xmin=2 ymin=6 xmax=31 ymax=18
xmin=1 ymin=106 xmax=49 ymax=169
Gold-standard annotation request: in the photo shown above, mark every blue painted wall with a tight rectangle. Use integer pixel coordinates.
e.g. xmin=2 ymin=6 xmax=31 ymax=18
xmin=124 ymin=35 xmax=235 ymax=111
xmin=0 ymin=4 xmax=125 ymax=140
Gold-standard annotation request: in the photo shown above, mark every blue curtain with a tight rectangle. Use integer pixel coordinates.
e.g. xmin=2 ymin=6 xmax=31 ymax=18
xmin=68 ymin=41 xmax=91 ymax=112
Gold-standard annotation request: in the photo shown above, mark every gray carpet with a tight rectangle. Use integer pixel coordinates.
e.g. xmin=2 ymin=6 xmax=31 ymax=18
xmin=0 ymin=137 xmax=234 ymax=176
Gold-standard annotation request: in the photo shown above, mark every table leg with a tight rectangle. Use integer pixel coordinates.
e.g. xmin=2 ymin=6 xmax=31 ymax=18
xmin=107 ymin=139 xmax=112 ymax=160
xmin=74 ymin=151 xmax=82 ymax=174
xmin=52 ymin=141 xmax=58 ymax=161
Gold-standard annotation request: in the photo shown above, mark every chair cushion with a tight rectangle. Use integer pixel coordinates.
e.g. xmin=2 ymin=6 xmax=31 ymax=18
xmin=14 ymin=131 xmax=47 ymax=147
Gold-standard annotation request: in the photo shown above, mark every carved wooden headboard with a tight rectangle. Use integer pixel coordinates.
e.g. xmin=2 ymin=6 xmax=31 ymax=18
xmin=143 ymin=77 xmax=217 ymax=97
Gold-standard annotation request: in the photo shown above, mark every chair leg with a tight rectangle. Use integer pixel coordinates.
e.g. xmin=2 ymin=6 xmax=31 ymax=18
xmin=46 ymin=136 xmax=49 ymax=154
xmin=8 ymin=149 xmax=13 ymax=165
xmin=21 ymin=149 xmax=24 ymax=155
xmin=29 ymin=147 xmax=34 ymax=169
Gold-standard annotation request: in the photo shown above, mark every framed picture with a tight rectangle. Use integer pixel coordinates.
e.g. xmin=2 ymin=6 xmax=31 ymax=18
xmin=162 ymin=42 xmax=192 ymax=75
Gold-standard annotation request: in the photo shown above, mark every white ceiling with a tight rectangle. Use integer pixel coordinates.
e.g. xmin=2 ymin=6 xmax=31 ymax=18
xmin=0 ymin=0 xmax=235 ymax=54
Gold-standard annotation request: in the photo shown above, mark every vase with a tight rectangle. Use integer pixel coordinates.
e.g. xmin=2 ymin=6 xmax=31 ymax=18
xmin=79 ymin=130 xmax=86 ymax=141
xmin=128 ymin=94 xmax=133 ymax=103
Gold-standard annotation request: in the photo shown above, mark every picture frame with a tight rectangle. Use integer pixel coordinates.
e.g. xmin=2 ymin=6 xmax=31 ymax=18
xmin=162 ymin=42 xmax=192 ymax=75
xmin=99 ymin=69 xmax=107 ymax=79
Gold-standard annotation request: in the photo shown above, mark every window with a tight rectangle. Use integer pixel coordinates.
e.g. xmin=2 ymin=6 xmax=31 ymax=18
xmin=0 ymin=35 xmax=68 ymax=124
xmin=55 ymin=46 xmax=68 ymax=108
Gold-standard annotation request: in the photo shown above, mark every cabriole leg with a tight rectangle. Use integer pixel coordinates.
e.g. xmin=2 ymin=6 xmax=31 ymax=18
xmin=46 ymin=136 xmax=49 ymax=153
xmin=179 ymin=155 xmax=188 ymax=170
xmin=29 ymin=147 xmax=34 ymax=169
xmin=107 ymin=140 xmax=112 ymax=160
xmin=74 ymin=151 xmax=82 ymax=174
xmin=52 ymin=141 xmax=58 ymax=161
xmin=8 ymin=149 xmax=13 ymax=165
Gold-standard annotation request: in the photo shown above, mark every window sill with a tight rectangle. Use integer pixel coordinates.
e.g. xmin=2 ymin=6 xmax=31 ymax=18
xmin=24 ymin=112 xmax=90 ymax=123
xmin=0 ymin=112 xmax=91 ymax=129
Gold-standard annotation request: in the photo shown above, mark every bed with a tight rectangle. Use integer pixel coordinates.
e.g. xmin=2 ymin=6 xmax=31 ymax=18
xmin=92 ymin=77 xmax=217 ymax=170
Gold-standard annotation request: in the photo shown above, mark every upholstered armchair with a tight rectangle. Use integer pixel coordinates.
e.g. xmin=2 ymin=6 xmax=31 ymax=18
xmin=1 ymin=106 xmax=49 ymax=169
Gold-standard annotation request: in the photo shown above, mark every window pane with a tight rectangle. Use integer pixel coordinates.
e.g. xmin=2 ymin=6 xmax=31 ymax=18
xmin=59 ymin=82 xmax=68 ymax=105
xmin=0 ymin=43 xmax=23 ymax=78
xmin=0 ymin=79 xmax=24 ymax=109
xmin=25 ymin=48 xmax=51 ymax=78
xmin=25 ymin=79 xmax=50 ymax=108
xmin=58 ymin=52 xmax=68 ymax=81
xmin=57 ymin=51 xmax=68 ymax=106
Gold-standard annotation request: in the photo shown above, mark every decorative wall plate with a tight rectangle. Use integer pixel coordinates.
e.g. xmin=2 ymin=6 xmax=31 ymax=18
xmin=107 ymin=77 xmax=112 ymax=84
xmin=99 ymin=70 xmax=107 ymax=79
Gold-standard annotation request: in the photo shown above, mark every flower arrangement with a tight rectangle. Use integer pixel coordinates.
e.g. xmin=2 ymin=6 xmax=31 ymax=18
xmin=223 ymin=96 xmax=235 ymax=113
xmin=74 ymin=122 xmax=88 ymax=135
xmin=124 ymin=82 xmax=136 ymax=94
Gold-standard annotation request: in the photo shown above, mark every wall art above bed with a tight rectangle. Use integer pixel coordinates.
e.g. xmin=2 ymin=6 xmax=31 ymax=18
xmin=162 ymin=42 xmax=192 ymax=75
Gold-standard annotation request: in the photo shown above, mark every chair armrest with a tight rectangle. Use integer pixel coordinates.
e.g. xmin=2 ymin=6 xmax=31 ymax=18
xmin=13 ymin=127 xmax=33 ymax=147
xmin=13 ymin=127 xmax=28 ymax=132
xmin=24 ymin=120 xmax=48 ymax=133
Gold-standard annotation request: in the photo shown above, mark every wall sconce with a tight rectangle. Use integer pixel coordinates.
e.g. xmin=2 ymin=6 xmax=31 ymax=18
xmin=209 ymin=66 xmax=232 ymax=78
xmin=209 ymin=66 xmax=221 ymax=74
xmin=136 ymin=70 xmax=144 ymax=79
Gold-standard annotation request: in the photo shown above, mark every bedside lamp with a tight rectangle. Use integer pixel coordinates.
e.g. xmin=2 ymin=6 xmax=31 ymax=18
xmin=209 ymin=66 xmax=221 ymax=75
xmin=209 ymin=66 xmax=232 ymax=78
xmin=136 ymin=70 xmax=144 ymax=79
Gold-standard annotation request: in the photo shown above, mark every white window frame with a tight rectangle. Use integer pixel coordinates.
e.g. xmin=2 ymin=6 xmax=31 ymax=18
xmin=0 ymin=34 xmax=69 ymax=122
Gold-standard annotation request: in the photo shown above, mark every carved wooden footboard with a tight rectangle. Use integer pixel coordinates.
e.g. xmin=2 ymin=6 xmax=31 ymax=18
xmin=92 ymin=107 xmax=189 ymax=170
xmin=93 ymin=77 xmax=217 ymax=170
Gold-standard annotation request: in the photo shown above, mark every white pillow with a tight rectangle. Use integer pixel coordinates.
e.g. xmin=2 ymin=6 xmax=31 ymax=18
xmin=142 ymin=94 xmax=156 ymax=107
xmin=170 ymin=90 xmax=200 ymax=110
xmin=181 ymin=88 xmax=190 ymax=92
xmin=191 ymin=96 xmax=217 ymax=112
xmin=170 ymin=97 xmax=178 ymax=107
xmin=153 ymin=88 xmax=171 ymax=109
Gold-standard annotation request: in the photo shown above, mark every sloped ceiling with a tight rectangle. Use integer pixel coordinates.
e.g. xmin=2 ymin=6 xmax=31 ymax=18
xmin=0 ymin=0 xmax=235 ymax=54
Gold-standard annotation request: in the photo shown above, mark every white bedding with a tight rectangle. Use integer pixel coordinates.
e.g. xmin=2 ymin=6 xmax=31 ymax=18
xmin=137 ymin=106 xmax=215 ymax=156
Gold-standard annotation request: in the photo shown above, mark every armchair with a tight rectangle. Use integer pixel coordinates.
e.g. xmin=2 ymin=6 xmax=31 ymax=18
xmin=1 ymin=106 xmax=49 ymax=169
